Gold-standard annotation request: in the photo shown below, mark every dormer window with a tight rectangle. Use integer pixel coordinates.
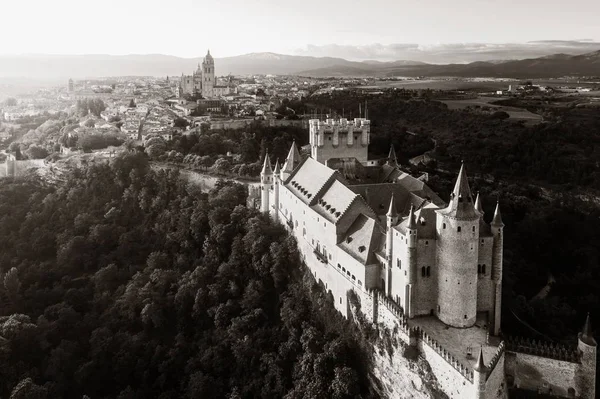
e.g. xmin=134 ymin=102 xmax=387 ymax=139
xmin=358 ymin=245 xmax=366 ymax=253
xmin=346 ymin=236 xmax=353 ymax=243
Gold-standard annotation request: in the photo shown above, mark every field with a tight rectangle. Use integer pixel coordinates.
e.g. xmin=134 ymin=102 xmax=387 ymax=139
xmin=441 ymin=96 xmax=543 ymax=124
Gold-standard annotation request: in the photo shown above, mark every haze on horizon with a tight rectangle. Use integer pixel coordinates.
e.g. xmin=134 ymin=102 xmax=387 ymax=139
xmin=2 ymin=0 xmax=599 ymax=63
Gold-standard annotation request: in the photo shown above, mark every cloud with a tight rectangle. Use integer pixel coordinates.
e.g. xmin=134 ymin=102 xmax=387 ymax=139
xmin=294 ymin=40 xmax=600 ymax=63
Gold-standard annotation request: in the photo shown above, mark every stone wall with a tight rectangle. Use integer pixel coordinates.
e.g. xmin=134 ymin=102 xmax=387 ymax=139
xmin=2 ymin=159 xmax=46 ymax=177
xmin=504 ymin=350 xmax=579 ymax=397
xmin=485 ymin=343 xmax=508 ymax=399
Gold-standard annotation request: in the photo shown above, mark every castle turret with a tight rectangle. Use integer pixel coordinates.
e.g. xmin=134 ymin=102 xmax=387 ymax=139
xmin=473 ymin=347 xmax=487 ymax=399
xmin=271 ymin=159 xmax=280 ymax=221
xmin=406 ymin=204 xmax=417 ymax=318
xmin=436 ymin=163 xmax=481 ymax=327
xmin=491 ymin=200 xmax=504 ymax=335
xmin=577 ymin=313 xmax=596 ymax=399
xmin=385 ymin=195 xmax=398 ymax=295
xmin=281 ymin=141 xmax=301 ymax=181
xmin=260 ymin=152 xmax=272 ymax=214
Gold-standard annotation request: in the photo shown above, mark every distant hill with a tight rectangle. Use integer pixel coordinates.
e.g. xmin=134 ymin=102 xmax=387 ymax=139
xmin=298 ymin=50 xmax=600 ymax=78
xmin=0 ymin=50 xmax=597 ymax=80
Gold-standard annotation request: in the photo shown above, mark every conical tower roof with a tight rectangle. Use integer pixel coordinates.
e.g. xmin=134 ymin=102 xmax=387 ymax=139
xmin=474 ymin=347 xmax=486 ymax=372
xmin=387 ymin=194 xmax=398 ymax=218
xmin=407 ymin=204 xmax=417 ymax=229
xmin=491 ymin=200 xmax=504 ymax=227
xmin=273 ymin=159 xmax=281 ymax=174
xmin=475 ymin=192 xmax=484 ymax=214
xmin=387 ymin=145 xmax=398 ymax=166
xmin=261 ymin=152 xmax=272 ymax=175
xmin=580 ymin=313 xmax=597 ymax=346
xmin=438 ymin=162 xmax=480 ymax=219
xmin=282 ymin=141 xmax=301 ymax=173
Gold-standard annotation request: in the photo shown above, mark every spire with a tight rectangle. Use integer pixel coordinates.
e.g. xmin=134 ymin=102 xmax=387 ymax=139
xmin=282 ymin=141 xmax=301 ymax=173
xmin=387 ymin=194 xmax=398 ymax=218
xmin=475 ymin=192 xmax=484 ymax=214
xmin=261 ymin=152 xmax=272 ymax=175
xmin=438 ymin=162 xmax=479 ymax=219
xmin=273 ymin=159 xmax=281 ymax=174
xmin=407 ymin=204 xmax=417 ymax=229
xmin=491 ymin=200 xmax=504 ymax=227
xmin=387 ymin=145 xmax=398 ymax=166
xmin=474 ymin=347 xmax=486 ymax=372
xmin=580 ymin=313 xmax=596 ymax=346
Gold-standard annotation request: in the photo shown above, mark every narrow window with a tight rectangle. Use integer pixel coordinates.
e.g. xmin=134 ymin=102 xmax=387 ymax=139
xmin=478 ymin=264 xmax=481 ymax=273
xmin=482 ymin=264 xmax=486 ymax=274
xmin=425 ymin=240 xmax=429 ymax=246
xmin=426 ymin=266 xmax=431 ymax=277
xmin=472 ymin=226 xmax=475 ymax=232
xmin=464 ymin=315 xmax=467 ymax=319
xmin=340 ymin=297 xmax=342 ymax=304
xmin=397 ymin=259 xmax=401 ymax=268
xmin=421 ymin=267 xmax=426 ymax=277
xmin=457 ymin=226 xmax=461 ymax=232
xmin=443 ymin=223 xmax=446 ymax=229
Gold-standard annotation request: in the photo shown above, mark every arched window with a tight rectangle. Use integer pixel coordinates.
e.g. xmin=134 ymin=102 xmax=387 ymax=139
xmin=421 ymin=267 xmax=426 ymax=277
xmin=443 ymin=223 xmax=446 ymax=229
xmin=472 ymin=226 xmax=476 ymax=232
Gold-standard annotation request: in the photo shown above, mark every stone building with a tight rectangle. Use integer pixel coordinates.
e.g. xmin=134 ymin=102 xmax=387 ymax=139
xmin=179 ymin=50 xmax=232 ymax=99
xmin=257 ymin=116 xmax=597 ymax=399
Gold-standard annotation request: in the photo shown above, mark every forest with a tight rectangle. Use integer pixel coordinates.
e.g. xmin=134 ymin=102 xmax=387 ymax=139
xmin=0 ymin=153 xmax=374 ymax=398
xmin=304 ymin=90 xmax=600 ymax=190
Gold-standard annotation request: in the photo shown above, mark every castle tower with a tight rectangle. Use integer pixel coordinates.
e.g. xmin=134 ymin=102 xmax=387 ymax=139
xmin=405 ymin=204 xmax=417 ymax=318
xmin=281 ymin=141 xmax=301 ymax=181
xmin=577 ymin=313 xmax=596 ymax=399
xmin=201 ymin=50 xmax=215 ymax=98
xmin=260 ymin=152 xmax=272 ymax=214
xmin=271 ymin=159 xmax=280 ymax=222
xmin=309 ymin=117 xmax=370 ymax=166
xmin=491 ymin=200 xmax=504 ymax=335
xmin=435 ymin=163 xmax=481 ymax=327
xmin=473 ymin=347 xmax=487 ymax=399
xmin=385 ymin=195 xmax=399 ymax=295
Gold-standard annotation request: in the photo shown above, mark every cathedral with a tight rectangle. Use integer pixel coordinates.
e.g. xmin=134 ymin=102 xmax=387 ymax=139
xmin=257 ymin=117 xmax=597 ymax=399
xmin=178 ymin=50 xmax=231 ymax=99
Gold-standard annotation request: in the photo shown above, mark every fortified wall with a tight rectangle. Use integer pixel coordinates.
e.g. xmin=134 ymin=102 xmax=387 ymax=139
xmin=1 ymin=155 xmax=45 ymax=178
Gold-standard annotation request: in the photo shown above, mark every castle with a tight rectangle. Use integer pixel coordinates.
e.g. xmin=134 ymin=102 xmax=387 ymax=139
xmin=257 ymin=117 xmax=597 ymax=399
xmin=178 ymin=50 xmax=231 ymax=99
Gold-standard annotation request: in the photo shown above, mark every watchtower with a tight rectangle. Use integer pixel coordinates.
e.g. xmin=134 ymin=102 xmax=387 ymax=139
xmin=309 ymin=118 xmax=370 ymax=166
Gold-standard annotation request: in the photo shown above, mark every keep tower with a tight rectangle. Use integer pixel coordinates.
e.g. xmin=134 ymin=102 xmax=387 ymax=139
xmin=435 ymin=162 xmax=482 ymax=328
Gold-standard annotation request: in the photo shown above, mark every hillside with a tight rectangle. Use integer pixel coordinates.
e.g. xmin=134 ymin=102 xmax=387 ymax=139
xmin=298 ymin=49 xmax=600 ymax=78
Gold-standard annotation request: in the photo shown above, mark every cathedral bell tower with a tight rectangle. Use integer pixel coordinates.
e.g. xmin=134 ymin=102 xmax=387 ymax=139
xmin=201 ymin=49 xmax=215 ymax=98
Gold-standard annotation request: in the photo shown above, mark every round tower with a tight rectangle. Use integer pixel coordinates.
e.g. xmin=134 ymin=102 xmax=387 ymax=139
xmin=491 ymin=200 xmax=504 ymax=336
xmin=473 ymin=347 xmax=487 ymax=399
xmin=202 ymin=49 xmax=215 ymax=98
xmin=406 ymin=204 xmax=417 ymax=318
xmin=271 ymin=159 xmax=280 ymax=222
xmin=260 ymin=152 xmax=272 ymax=214
xmin=435 ymin=163 xmax=481 ymax=327
xmin=577 ymin=313 xmax=596 ymax=399
xmin=385 ymin=195 xmax=399 ymax=296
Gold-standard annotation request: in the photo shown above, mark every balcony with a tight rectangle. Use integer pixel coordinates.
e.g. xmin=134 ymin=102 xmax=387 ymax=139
xmin=313 ymin=249 xmax=327 ymax=264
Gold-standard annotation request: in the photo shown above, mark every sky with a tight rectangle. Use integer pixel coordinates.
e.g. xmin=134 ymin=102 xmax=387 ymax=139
xmin=2 ymin=0 xmax=599 ymax=60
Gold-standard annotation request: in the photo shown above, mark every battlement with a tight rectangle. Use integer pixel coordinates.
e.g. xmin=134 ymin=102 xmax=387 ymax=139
xmin=415 ymin=326 xmax=475 ymax=382
xmin=309 ymin=117 xmax=370 ymax=129
xmin=486 ymin=341 xmax=505 ymax=380
xmin=309 ymin=118 xmax=370 ymax=165
xmin=505 ymin=336 xmax=581 ymax=363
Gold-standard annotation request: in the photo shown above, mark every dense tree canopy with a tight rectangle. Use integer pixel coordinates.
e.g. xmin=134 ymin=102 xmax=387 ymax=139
xmin=0 ymin=153 xmax=373 ymax=398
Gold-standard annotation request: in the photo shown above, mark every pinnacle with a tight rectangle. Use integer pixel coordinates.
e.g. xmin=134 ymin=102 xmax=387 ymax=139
xmin=491 ymin=200 xmax=504 ymax=227
xmin=388 ymin=145 xmax=398 ymax=166
xmin=387 ymin=194 xmax=398 ymax=218
xmin=474 ymin=346 xmax=486 ymax=372
xmin=407 ymin=204 xmax=417 ymax=229
xmin=282 ymin=141 xmax=301 ymax=173
xmin=580 ymin=313 xmax=596 ymax=346
xmin=475 ymin=192 xmax=483 ymax=214
xmin=261 ymin=152 xmax=272 ymax=175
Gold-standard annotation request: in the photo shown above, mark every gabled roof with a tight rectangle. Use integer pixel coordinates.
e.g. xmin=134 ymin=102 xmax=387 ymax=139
xmin=338 ymin=214 xmax=384 ymax=265
xmin=285 ymin=157 xmax=335 ymax=203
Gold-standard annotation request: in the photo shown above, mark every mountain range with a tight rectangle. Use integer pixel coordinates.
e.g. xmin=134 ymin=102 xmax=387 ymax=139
xmin=0 ymin=50 xmax=598 ymax=80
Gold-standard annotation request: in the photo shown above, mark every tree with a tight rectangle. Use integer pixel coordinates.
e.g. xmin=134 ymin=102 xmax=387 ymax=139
xmin=212 ymin=157 xmax=231 ymax=174
xmin=4 ymin=97 xmax=17 ymax=107
xmin=84 ymin=119 xmax=96 ymax=128
xmin=145 ymin=136 xmax=167 ymax=158
xmin=10 ymin=378 xmax=47 ymax=399
xmin=173 ymin=118 xmax=189 ymax=129
xmin=24 ymin=145 xmax=49 ymax=159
